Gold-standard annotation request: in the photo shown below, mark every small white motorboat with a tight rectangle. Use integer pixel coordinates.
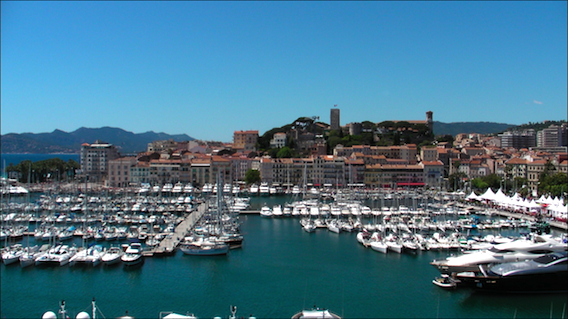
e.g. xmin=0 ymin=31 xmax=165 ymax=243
xmin=432 ymin=274 xmax=457 ymax=289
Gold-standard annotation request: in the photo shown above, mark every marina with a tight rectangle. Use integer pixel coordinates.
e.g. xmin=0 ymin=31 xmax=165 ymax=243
xmin=1 ymin=184 xmax=567 ymax=318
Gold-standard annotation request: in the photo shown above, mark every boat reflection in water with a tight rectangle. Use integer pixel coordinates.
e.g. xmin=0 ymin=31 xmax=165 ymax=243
xmin=456 ymin=252 xmax=568 ymax=293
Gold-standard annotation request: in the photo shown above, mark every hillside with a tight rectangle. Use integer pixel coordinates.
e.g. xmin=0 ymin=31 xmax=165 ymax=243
xmin=1 ymin=127 xmax=194 ymax=154
xmin=433 ymin=121 xmax=514 ymax=136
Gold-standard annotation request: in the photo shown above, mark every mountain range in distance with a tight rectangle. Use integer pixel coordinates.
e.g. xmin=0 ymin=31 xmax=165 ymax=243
xmin=1 ymin=121 xmax=514 ymax=154
xmin=1 ymin=127 xmax=194 ymax=155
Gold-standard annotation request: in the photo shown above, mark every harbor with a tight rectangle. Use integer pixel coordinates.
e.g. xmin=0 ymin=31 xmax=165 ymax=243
xmin=1 ymin=184 xmax=567 ymax=318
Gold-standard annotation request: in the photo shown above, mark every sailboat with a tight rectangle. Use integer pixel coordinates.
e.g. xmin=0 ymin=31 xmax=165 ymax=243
xmin=181 ymin=172 xmax=230 ymax=256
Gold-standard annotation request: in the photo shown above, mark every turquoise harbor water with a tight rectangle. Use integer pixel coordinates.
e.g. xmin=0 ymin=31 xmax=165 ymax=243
xmin=1 ymin=195 xmax=567 ymax=319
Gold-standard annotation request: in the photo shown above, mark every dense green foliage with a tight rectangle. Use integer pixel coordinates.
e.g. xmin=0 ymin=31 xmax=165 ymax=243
xmin=538 ymin=173 xmax=567 ymax=198
xmin=6 ymin=158 xmax=80 ymax=183
xmin=505 ymin=120 xmax=567 ymax=134
xmin=244 ymin=169 xmax=261 ymax=185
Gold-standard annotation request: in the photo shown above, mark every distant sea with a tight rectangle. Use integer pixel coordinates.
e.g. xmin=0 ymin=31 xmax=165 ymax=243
xmin=0 ymin=153 xmax=80 ymax=172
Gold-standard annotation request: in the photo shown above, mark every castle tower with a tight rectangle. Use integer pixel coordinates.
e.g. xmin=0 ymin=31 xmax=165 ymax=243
xmin=426 ymin=111 xmax=433 ymax=134
xmin=330 ymin=107 xmax=340 ymax=131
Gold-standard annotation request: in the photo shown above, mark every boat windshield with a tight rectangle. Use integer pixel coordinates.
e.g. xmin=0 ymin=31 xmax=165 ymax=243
xmin=533 ymin=252 xmax=567 ymax=265
xmin=488 ymin=247 xmax=514 ymax=254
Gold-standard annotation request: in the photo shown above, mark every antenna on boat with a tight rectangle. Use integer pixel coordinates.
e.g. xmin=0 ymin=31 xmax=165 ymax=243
xmin=59 ymin=300 xmax=67 ymax=319
xmin=92 ymin=297 xmax=96 ymax=319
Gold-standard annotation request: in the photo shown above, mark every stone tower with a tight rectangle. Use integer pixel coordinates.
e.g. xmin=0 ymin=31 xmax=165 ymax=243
xmin=330 ymin=107 xmax=340 ymax=131
xmin=426 ymin=111 xmax=433 ymax=134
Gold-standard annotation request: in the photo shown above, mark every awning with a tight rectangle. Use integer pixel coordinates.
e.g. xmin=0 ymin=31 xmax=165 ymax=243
xmin=396 ymin=182 xmax=425 ymax=186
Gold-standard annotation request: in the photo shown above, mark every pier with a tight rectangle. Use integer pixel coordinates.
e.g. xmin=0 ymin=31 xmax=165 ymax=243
xmin=146 ymin=202 xmax=207 ymax=256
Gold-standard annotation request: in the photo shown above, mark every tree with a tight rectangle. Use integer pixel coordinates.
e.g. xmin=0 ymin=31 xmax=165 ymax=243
xmin=6 ymin=158 xmax=80 ymax=183
xmin=448 ymin=172 xmax=467 ymax=191
xmin=244 ymin=169 xmax=261 ymax=185
xmin=276 ymin=147 xmax=295 ymax=158
xmin=393 ymin=132 xmax=401 ymax=146
xmin=538 ymin=172 xmax=567 ymax=198
xmin=471 ymin=177 xmax=488 ymax=191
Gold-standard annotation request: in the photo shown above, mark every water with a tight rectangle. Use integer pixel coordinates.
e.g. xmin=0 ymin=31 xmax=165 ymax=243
xmin=1 ymin=196 xmax=567 ymax=318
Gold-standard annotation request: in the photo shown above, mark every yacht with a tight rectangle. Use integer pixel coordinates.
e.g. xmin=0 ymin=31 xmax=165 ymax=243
xmin=431 ymin=234 xmax=567 ymax=274
xmin=260 ymin=205 xmax=273 ymax=217
xmin=259 ymin=183 xmax=270 ymax=196
xmin=2 ymin=244 xmax=24 ymax=265
xmin=249 ymin=184 xmax=259 ymax=196
xmin=291 ymin=307 xmax=341 ymax=319
xmin=69 ymin=245 xmax=105 ymax=267
xmin=121 ymin=243 xmax=144 ymax=266
xmin=272 ymin=205 xmax=283 ymax=217
xmin=456 ymin=252 xmax=568 ymax=293
xmin=101 ymin=246 xmax=124 ymax=265
xmin=35 ymin=244 xmax=77 ymax=266
xmin=180 ymin=240 xmax=229 ymax=256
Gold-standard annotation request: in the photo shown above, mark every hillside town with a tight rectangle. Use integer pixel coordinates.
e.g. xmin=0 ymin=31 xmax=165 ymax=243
xmin=75 ymin=109 xmax=568 ymax=199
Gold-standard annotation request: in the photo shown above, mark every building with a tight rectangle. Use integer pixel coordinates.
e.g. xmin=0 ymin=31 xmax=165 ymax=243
xmin=233 ymin=130 xmax=259 ymax=153
xmin=504 ymin=157 xmax=528 ymax=180
xmin=270 ymin=132 xmax=287 ymax=148
xmin=420 ymin=146 xmax=438 ymax=162
xmin=80 ymin=141 xmax=120 ymax=182
xmin=499 ymin=130 xmax=536 ymax=149
xmin=330 ymin=107 xmax=340 ymax=131
xmin=107 ymin=157 xmax=137 ymax=187
xmin=420 ymin=161 xmax=444 ymax=188
xmin=426 ymin=111 xmax=433 ymax=134
xmin=364 ymin=163 xmax=424 ymax=188
xmin=147 ymin=139 xmax=179 ymax=153
xmin=537 ymin=124 xmax=568 ymax=148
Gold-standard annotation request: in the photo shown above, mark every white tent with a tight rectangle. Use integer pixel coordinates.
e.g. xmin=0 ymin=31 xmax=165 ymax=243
xmin=479 ymin=188 xmax=496 ymax=201
xmin=493 ymin=188 xmax=508 ymax=205
xmin=466 ymin=191 xmax=480 ymax=201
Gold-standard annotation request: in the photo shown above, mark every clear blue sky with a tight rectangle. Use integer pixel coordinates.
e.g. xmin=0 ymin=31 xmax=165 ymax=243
xmin=1 ymin=1 xmax=566 ymax=142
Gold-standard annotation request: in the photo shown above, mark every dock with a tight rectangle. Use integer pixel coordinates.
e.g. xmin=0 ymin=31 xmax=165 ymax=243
xmin=145 ymin=202 xmax=207 ymax=256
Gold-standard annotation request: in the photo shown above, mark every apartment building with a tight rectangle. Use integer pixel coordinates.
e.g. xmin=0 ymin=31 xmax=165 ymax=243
xmin=333 ymin=144 xmax=417 ymax=164
xmin=80 ymin=141 xmax=120 ymax=182
xmin=420 ymin=161 xmax=444 ymax=188
xmin=504 ymin=157 xmax=528 ymax=179
xmin=107 ymin=157 xmax=137 ymax=187
xmin=233 ymin=130 xmax=259 ymax=153
xmin=537 ymin=124 xmax=568 ymax=148
xmin=364 ymin=163 xmax=424 ymax=188
xmin=420 ymin=146 xmax=438 ymax=162
xmin=499 ymin=130 xmax=536 ymax=149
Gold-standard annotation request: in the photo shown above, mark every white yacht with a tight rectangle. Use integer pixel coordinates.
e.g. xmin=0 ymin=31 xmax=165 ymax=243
xmin=272 ymin=205 xmax=283 ymax=217
xmin=249 ymin=184 xmax=259 ymax=196
xmin=431 ymin=234 xmax=568 ymax=274
xmin=121 ymin=243 xmax=144 ymax=266
xmin=260 ymin=205 xmax=273 ymax=217
xmin=69 ymin=245 xmax=105 ymax=267
xmin=35 ymin=244 xmax=77 ymax=266
xmin=101 ymin=246 xmax=124 ymax=265
xmin=259 ymin=183 xmax=270 ymax=196
xmin=291 ymin=308 xmax=341 ymax=319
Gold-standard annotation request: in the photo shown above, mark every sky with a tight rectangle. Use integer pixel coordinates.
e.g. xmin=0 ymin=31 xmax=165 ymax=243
xmin=1 ymin=1 xmax=567 ymax=142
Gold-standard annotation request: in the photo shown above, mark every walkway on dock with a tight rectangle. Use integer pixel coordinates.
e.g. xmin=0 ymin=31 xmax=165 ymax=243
xmin=149 ymin=202 xmax=207 ymax=255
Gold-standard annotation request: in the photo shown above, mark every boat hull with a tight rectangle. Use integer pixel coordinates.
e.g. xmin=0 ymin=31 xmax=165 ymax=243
xmin=180 ymin=244 xmax=229 ymax=256
xmin=457 ymin=272 xmax=568 ymax=293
